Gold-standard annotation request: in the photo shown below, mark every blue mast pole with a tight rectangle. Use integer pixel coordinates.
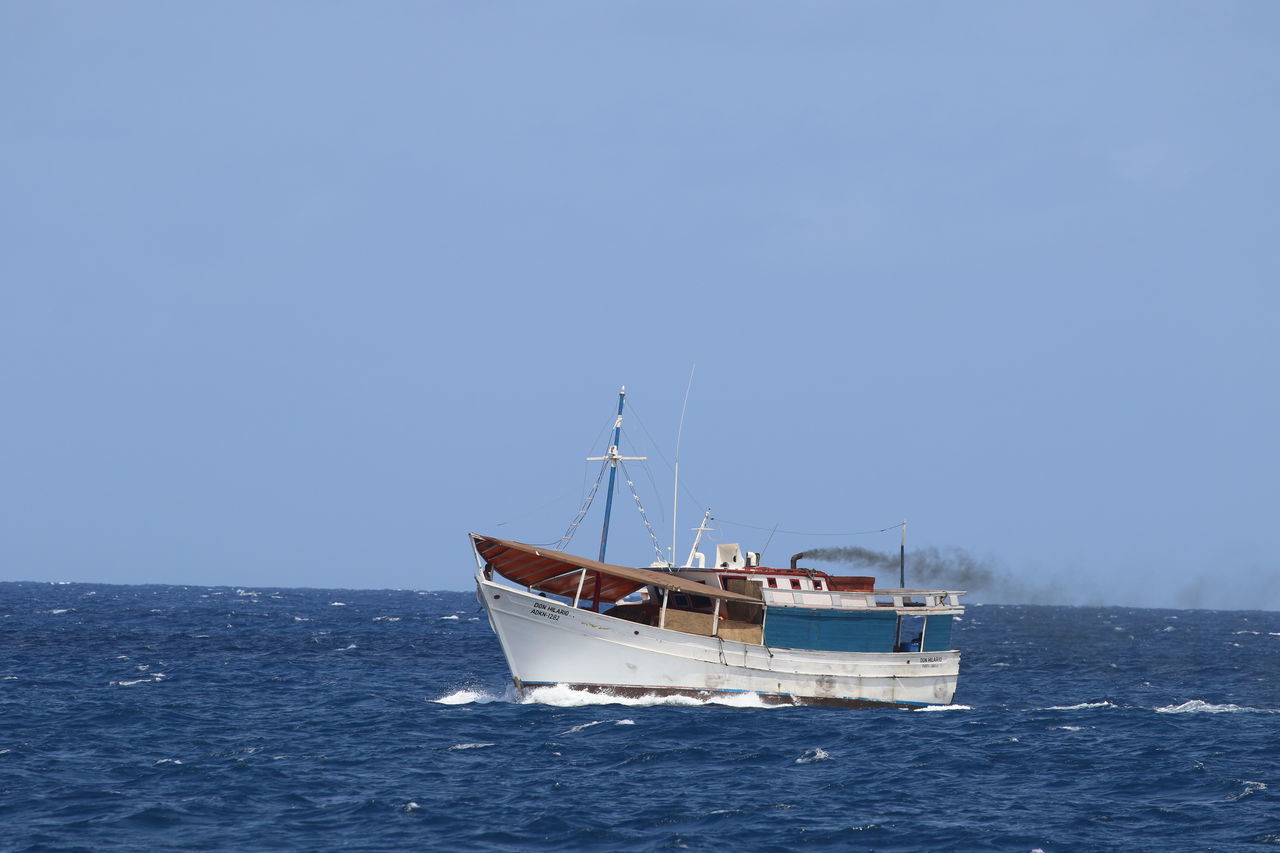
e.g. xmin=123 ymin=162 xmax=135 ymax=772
xmin=597 ymin=386 xmax=626 ymax=564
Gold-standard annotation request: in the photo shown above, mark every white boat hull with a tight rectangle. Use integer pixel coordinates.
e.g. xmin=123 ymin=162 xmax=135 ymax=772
xmin=476 ymin=576 xmax=960 ymax=707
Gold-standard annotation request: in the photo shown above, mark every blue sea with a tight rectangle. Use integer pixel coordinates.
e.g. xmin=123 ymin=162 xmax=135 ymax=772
xmin=3 ymin=582 xmax=1278 ymax=852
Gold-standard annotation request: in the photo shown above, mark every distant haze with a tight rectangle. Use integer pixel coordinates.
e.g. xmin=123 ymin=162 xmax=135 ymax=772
xmin=1 ymin=4 xmax=1276 ymax=610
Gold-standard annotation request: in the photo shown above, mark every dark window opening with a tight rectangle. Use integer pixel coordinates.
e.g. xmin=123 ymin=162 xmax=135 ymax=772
xmin=766 ymin=577 xmax=778 ymax=588
xmin=897 ymin=614 xmax=926 ymax=652
xmin=790 ymin=579 xmax=802 ymax=590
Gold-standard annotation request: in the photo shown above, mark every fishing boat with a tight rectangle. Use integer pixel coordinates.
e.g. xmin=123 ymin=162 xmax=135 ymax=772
xmin=470 ymin=389 xmax=965 ymax=708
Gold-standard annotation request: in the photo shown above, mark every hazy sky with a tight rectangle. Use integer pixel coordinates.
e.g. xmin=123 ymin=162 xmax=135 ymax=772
xmin=3 ymin=3 xmax=1277 ymax=608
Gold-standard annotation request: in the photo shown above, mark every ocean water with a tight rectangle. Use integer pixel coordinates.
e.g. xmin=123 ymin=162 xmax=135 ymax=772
xmin=2 ymin=582 xmax=1277 ymax=852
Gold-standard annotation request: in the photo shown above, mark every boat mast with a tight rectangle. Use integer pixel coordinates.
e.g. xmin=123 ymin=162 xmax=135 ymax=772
xmin=586 ymin=386 xmax=644 ymax=564
xmin=683 ymin=507 xmax=713 ymax=567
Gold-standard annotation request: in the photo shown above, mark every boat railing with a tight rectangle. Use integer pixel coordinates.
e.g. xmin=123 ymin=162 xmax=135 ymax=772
xmin=762 ymin=588 xmax=964 ymax=611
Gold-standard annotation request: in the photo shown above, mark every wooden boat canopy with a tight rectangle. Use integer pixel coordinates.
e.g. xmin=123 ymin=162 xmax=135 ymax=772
xmin=470 ymin=534 xmax=763 ymax=605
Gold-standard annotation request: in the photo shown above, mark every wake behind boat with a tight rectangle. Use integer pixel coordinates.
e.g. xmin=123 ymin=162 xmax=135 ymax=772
xmin=470 ymin=388 xmax=966 ymax=708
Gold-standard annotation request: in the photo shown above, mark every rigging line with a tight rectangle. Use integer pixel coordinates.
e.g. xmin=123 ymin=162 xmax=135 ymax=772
xmin=623 ymin=402 xmax=674 ymax=473
xmin=618 ymin=460 xmax=667 ymax=564
xmin=491 ymin=484 xmax=583 ymax=528
xmin=621 ymin=401 xmax=711 ymax=518
xmin=577 ymin=397 xmax=617 ymax=468
xmin=606 ymin=423 xmax=669 ymax=530
xmin=637 ymin=451 xmax=668 ymax=529
xmin=759 ymin=523 xmax=780 ymax=558
xmin=554 ymin=458 xmax=610 ymax=550
xmin=714 ymin=518 xmax=906 ymax=537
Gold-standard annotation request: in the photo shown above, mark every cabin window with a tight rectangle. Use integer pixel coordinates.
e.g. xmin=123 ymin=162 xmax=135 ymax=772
xmin=813 ymin=580 xmax=824 ymax=591
xmin=790 ymin=579 xmax=802 ymax=590
xmin=897 ymin=614 xmax=926 ymax=652
xmin=766 ymin=578 xmax=777 ymax=588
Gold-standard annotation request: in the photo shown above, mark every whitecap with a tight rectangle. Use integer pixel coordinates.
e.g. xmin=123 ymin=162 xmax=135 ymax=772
xmin=293 ymin=616 xmax=310 ymax=622
xmin=329 ymin=602 xmax=346 ymax=606
xmin=432 ymin=688 xmax=504 ymax=705
xmin=1052 ymin=725 xmax=1087 ymax=731
xmin=404 ymin=802 xmax=423 ymax=812
xmin=1155 ymin=700 xmax=1271 ymax=714
xmin=439 ymin=615 xmax=460 ymax=621
xmin=335 ymin=644 xmax=357 ymax=652
xmin=517 ymin=683 xmax=792 ymax=709
xmin=560 ymin=720 xmax=607 ymax=735
xmin=1228 ymin=780 xmax=1267 ymax=801
xmin=373 ymin=616 xmax=401 ymax=622
xmin=47 ymin=609 xmax=70 ymax=615
xmin=1159 ymin=626 xmax=1175 ymax=632
xmin=154 ymin=758 xmax=183 ymax=765
xmin=915 ymin=704 xmax=972 ymax=712
xmin=1045 ymin=701 xmax=1116 ymax=711
xmin=795 ymin=748 xmax=831 ymax=764
xmin=615 ymin=719 xmax=635 ymax=726
xmin=447 ymin=742 xmax=495 ymax=751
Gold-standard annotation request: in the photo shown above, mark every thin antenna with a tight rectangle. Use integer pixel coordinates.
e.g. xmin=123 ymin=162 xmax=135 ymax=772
xmin=899 ymin=518 xmax=907 ymax=587
xmin=672 ymin=366 xmax=696 ymax=569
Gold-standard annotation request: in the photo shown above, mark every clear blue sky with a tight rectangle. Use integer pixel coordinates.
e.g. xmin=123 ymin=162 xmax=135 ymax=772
xmin=2 ymin=3 xmax=1276 ymax=607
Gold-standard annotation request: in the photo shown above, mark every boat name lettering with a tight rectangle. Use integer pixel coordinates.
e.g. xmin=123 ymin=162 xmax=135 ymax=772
xmin=531 ymin=601 xmax=571 ymax=620
xmin=917 ymin=656 xmax=942 ymax=663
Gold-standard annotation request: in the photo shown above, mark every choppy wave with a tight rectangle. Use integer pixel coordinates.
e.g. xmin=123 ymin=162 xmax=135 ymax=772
xmin=1155 ymin=700 xmax=1275 ymax=714
xmin=4 ymin=583 xmax=1279 ymax=853
xmin=518 ymin=683 xmax=792 ymax=709
xmin=558 ymin=719 xmax=637 ymax=735
xmin=432 ymin=688 xmax=506 ymax=705
xmin=1227 ymin=780 xmax=1267 ymax=801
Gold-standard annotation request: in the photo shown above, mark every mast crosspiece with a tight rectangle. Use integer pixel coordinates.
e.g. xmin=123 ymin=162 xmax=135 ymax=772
xmin=587 ymin=387 xmax=646 ymax=565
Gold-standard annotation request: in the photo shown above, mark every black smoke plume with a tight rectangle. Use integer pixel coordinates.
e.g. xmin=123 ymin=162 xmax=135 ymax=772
xmin=801 ymin=545 xmax=998 ymax=592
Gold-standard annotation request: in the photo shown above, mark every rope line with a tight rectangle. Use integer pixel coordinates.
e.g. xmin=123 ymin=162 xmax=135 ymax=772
xmin=553 ymin=459 xmax=610 ymax=551
xmin=619 ymin=460 xmax=667 ymax=565
xmin=713 ymin=518 xmax=905 ymax=537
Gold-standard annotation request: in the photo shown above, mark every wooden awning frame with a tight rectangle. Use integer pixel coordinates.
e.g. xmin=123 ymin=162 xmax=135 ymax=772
xmin=470 ymin=533 xmax=764 ymax=608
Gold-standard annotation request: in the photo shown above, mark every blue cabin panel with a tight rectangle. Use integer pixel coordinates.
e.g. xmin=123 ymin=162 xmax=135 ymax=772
xmin=764 ymin=607 xmax=898 ymax=652
xmin=922 ymin=615 xmax=954 ymax=651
